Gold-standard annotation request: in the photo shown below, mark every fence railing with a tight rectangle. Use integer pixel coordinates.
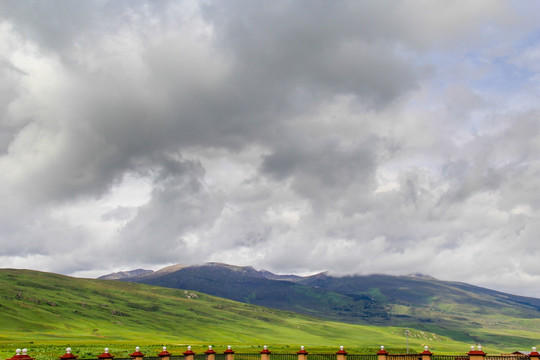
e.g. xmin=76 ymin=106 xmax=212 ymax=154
xmin=433 ymin=355 xmax=469 ymax=360
xmin=346 ymin=355 xmax=378 ymax=360
xmin=388 ymin=355 xmax=423 ymax=360
xmin=305 ymin=355 xmax=340 ymax=360
xmin=267 ymin=355 xmax=298 ymax=360
xmin=6 ymin=346 xmax=540 ymax=360
xmin=234 ymin=355 xmax=264 ymax=360
xmin=57 ymin=356 xmax=535 ymax=360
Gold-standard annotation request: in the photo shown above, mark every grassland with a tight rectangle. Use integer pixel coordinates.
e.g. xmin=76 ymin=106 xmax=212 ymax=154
xmin=129 ymin=264 xmax=540 ymax=352
xmin=0 ymin=269 xmax=529 ymax=360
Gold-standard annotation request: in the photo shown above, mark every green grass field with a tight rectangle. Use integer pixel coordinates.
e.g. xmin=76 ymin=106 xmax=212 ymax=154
xmin=0 ymin=269 xmax=529 ymax=360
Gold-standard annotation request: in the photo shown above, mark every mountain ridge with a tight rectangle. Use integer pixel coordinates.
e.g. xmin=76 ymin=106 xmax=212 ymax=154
xmin=98 ymin=268 xmax=153 ymax=280
xmin=99 ymin=262 xmax=540 ymax=347
xmin=2 ymin=266 xmax=540 ymax=351
xmin=4 ymin=268 xmax=458 ymax=357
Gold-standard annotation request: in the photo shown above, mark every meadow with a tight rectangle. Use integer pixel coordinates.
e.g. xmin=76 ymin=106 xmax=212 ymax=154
xmin=0 ymin=269 xmax=520 ymax=360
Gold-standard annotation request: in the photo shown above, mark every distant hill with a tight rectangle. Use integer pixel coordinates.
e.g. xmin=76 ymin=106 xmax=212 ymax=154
xmin=118 ymin=262 xmax=388 ymax=323
xmin=108 ymin=262 xmax=540 ymax=348
xmin=98 ymin=268 xmax=153 ymax=280
xmin=97 ymin=264 xmax=188 ymax=280
xmin=0 ymin=268 xmax=470 ymax=357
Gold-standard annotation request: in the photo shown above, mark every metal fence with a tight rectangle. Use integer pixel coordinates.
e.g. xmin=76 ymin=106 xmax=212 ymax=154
xmin=234 ymin=354 xmax=266 ymax=360
xmin=302 ymin=354 xmax=336 ymax=360
xmin=388 ymin=355 xmax=423 ymax=360
xmin=266 ymin=354 xmax=298 ymax=360
xmin=347 ymin=355 xmax=378 ymax=360
xmin=243 ymin=354 xmax=376 ymax=360
xmin=432 ymin=355 xmax=469 ymax=360
xmin=76 ymin=354 xmax=533 ymax=360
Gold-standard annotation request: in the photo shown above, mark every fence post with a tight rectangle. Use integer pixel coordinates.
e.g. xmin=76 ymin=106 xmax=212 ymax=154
xmin=421 ymin=346 xmax=432 ymax=360
xmin=60 ymin=348 xmax=78 ymax=360
xmin=130 ymin=347 xmax=145 ymax=360
xmin=467 ymin=346 xmax=485 ymax=360
xmin=224 ymin=346 xmax=235 ymax=360
xmin=336 ymin=346 xmax=347 ymax=360
xmin=158 ymin=347 xmax=172 ymax=360
xmin=184 ymin=346 xmax=195 ymax=360
xmin=297 ymin=346 xmax=308 ymax=360
xmin=261 ymin=345 xmax=271 ymax=360
xmin=98 ymin=348 xmax=114 ymax=360
xmin=7 ymin=349 xmax=21 ymax=360
xmin=9 ymin=349 xmax=34 ymax=360
xmin=377 ymin=346 xmax=388 ymax=360
xmin=529 ymin=348 xmax=540 ymax=360
xmin=206 ymin=346 xmax=216 ymax=360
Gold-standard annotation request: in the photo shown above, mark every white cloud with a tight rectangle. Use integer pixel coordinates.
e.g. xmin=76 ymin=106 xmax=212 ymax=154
xmin=1 ymin=0 xmax=540 ymax=297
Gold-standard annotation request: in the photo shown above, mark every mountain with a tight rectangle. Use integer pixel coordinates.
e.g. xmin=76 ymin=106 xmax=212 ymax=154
xmin=98 ymin=268 xmax=153 ymax=280
xmin=122 ymin=262 xmax=387 ymax=323
xmin=97 ymin=264 xmax=188 ymax=280
xmin=298 ymin=271 xmax=540 ymax=310
xmin=3 ymin=267 xmax=540 ymax=355
xmin=0 ymin=268 xmax=469 ymax=358
xmin=111 ymin=263 xmax=540 ymax=348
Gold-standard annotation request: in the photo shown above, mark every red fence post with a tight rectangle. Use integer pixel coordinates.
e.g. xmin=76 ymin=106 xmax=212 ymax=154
xmin=297 ymin=346 xmax=308 ymax=360
xmin=130 ymin=347 xmax=145 ymax=360
xmin=184 ymin=346 xmax=195 ymax=360
xmin=377 ymin=346 xmax=388 ymax=360
xmin=224 ymin=346 xmax=235 ymax=360
xmin=158 ymin=347 xmax=171 ymax=360
xmin=467 ymin=345 xmax=486 ymax=360
xmin=530 ymin=347 xmax=540 ymax=360
xmin=60 ymin=348 xmax=78 ymax=360
xmin=8 ymin=349 xmax=34 ymax=360
xmin=205 ymin=346 xmax=216 ymax=360
xmin=98 ymin=348 xmax=114 ymax=360
xmin=421 ymin=346 xmax=432 ymax=360
xmin=261 ymin=345 xmax=271 ymax=360
xmin=336 ymin=346 xmax=347 ymax=360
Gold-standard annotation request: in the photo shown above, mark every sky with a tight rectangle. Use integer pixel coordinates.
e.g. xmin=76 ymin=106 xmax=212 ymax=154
xmin=2 ymin=1 xmax=540 ymax=297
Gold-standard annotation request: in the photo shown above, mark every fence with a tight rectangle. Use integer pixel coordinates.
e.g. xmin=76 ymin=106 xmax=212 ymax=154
xmin=347 ymin=356 xmax=378 ymax=360
xmin=5 ymin=346 xmax=539 ymax=360
xmin=387 ymin=355 xmax=424 ymax=360
xmin=433 ymin=355 xmax=467 ymax=360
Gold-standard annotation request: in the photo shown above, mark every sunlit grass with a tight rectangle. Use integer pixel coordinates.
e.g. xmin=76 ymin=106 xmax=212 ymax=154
xmin=0 ymin=269 xmax=531 ymax=360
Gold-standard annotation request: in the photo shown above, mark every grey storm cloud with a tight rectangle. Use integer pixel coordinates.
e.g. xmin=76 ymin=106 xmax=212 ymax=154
xmin=201 ymin=1 xmax=423 ymax=107
xmin=2 ymin=0 xmax=540 ymax=296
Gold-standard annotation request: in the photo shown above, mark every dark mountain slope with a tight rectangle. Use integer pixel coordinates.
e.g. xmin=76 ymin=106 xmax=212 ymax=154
xmin=5 ymin=268 xmax=469 ymax=356
xmin=98 ymin=268 xmax=153 ymax=280
xmin=111 ymin=262 xmax=540 ymax=346
xmin=131 ymin=263 xmax=388 ymax=323
xmin=298 ymin=272 xmax=540 ymax=317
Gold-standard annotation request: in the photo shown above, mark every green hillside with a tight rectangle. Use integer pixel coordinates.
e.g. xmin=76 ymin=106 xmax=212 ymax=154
xmin=133 ymin=264 xmax=388 ymax=322
xmin=125 ymin=263 xmax=540 ymax=351
xmin=298 ymin=273 xmax=540 ymax=346
xmin=0 ymin=269 xmax=477 ymax=360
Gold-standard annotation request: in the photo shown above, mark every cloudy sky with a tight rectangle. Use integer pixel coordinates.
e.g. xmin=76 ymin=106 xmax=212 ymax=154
xmin=2 ymin=1 xmax=540 ymax=297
